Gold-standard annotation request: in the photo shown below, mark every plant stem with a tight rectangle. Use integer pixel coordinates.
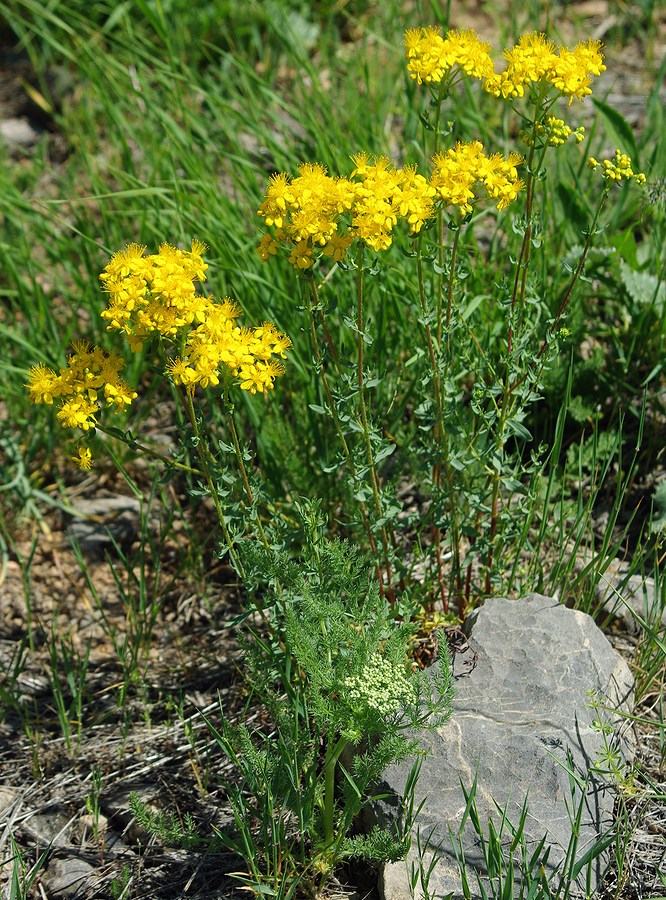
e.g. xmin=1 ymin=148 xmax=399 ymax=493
xmin=485 ymin=148 xmax=609 ymax=595
xmin=510 ymin=182 xmax=611 ymax=397
xmin=507 ymin=98 xmax=552 ymax=353
xmin=181 ymin=390 xmax=245 ymax=578
xmin=486 ymin=101 xmax=553 ymax=594
xmin=355 ymin=244 xmax=395 ymax=596
xmin=303 ymin=275 xmax=383 ymax=588
xmin=443 ymin=224 xmax=461 ymax=348
xmin=95 ymin=425 xmax=204 ymax=476
xmin=225 ymin=407 xmax=271 ymax=549
xmin=322 ymin=733 xmax=349 ymax=847
xmin=415 ymin=236 xmax=462 ymax=611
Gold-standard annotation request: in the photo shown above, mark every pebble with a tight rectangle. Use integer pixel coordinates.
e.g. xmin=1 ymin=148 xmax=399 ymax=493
xmin=0 ymin=117 xmax=40 ymax=146
xmin=43 ymin=857 xmax=97 ymax=898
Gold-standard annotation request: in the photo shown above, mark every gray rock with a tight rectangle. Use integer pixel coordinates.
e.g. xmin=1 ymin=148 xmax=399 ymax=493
xmin=375 ymin=594 xmax=634 ymax=900
xmin=0 ymin=117 xmax=41 ymax=147
xmin=24 ymin=807 xmax=74 ymax=848
xmin=0 ymin=786 xmax=19 ymax=816
xmin=43 ymin=857 xmax=97 ymax=898
xmin=66 ymin=496 xmax=143 ymax=558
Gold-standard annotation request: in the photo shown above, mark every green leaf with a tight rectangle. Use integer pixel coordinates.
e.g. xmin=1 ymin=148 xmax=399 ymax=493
xmin=619 ymin=260 xmax=665 ymax=310
xmin=461 ymin=294 xmax=488 ymax=321
xmin=592 ymin=98 xmax=639 ymax=163
xmin=506 ymin=417 xmax=532 ymax=441
xmin=374 ymin=443 xmax=396 ymax=463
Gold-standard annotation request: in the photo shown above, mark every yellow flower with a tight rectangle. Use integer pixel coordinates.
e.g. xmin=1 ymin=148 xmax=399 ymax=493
xmin=446 ymin=28 xmax=494 ymax=80
xmin=57 ymin=397 xmax=99 ymax=431
xmin=257 ymin=154 xmax=442 ymax=265
xmin=258 ymin=173 xmax=295 ymax=228
xmin=71 ymin=447 xmax=93 ymax=469
xmin=166 ymin=357 xmax=198 ymax=391
xmin=588 ymin=149 xmax=646 ymax=184
xmin=505 ymin=32 xmax=557 ymax=84
xmin=238 ymin=360 xmax=286 ymax=394
xmin=404 ymin=26 xmax=493 ymax=85
xmin=394 ymin=167 xmax=436 ymax=234
xmin=103 ymin=380 xmax=138 ymax=411
xmin=549 ymin=39 xmax=606 ymax=102
xmin=162 ymin=290 xmax=290 ymax=395
xmin=101 ymin=243 xmax=147 ymax=280
xmin=431 ymin=141 xmax=524 ymax=214
xmin=26 ymin=363 xmax=60 ymax=404
xmin=288 ymin=241 xmax=315 ymax=269
xmin=185 ymin=239 xmax=209 ymax=281
xmin=404 ymin=26 xmax=446 ymax=84
xmin=27 ymin=342 xmax=137 ymax=441
xmin=100 ymin=239 xmax=209 ymax=342
xmin=431 ymin=142 xmax=481 ymax=213
xmin=478 ymin=150 xmax=524 ymax=203
xmin=483 ymin=32 xmax=605 ymax=104
xmin=350 ymin=155 xmax=403 ymax=251
xmin=323 ymin=232 xmax=353 ymax=261
xmin=256 ymin=233 xmax=280 ymax=261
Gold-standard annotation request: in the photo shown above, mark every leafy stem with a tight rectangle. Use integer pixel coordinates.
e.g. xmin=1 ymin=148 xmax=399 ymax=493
xmin=416 ymin=234 xmax=462 ymax=612
xmin=181 ymin=389 xmax=246 ymax=578
xmin=355 ymin=243 xmax=395 ymax=597
xmin=303 ymin=273 xmax=383 ymax=587
xmin=94 ymin=424 xmax=204 ymax=476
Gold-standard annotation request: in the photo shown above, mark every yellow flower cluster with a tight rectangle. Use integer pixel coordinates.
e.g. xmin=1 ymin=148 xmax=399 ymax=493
xmin=100 ymin=241 xmax=291 ymax=395
xmin=100 ymin=240 xmax=209 ymax=350
xmin=257 ymin=158 xmax=435 ymax=266
xmin=405 ymin=28 xmax=606 ymax=104
xmin=522 ymin=116 xmax=586 ymax=148
xmin=588 ymin=150 xmax=646 ymax=184
xmin=26 ymin=341 xmax=138 ymax=463
xmin=257 ymin=164 xmax=355 ymax=269
xmin=404 ymin=26 xmax=494 ymax=85
xmin=431 ymin=141 xmax=524 ymax=214
xmin=166 ymin=299 xmax=291 ymax=395
xmin=257 ymin=148 xmax=523 ymax=268
xmin=485 ymin=33 xmax=605 ymax=102
xmin=350 ymin=154 xmax=435 ymax=251
xmin=26 ymin=242 xmax=291 ymax=466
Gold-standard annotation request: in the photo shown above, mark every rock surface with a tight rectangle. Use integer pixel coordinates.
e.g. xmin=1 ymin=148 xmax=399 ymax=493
xmin=42 ymin=857 xmax=97 ymax=898
xmin=66 ymin=495 xmax=143 ymax=559
xmin=0 ymin=116 xmax=40 ymax=146
xmin=375 ymin=594 xmax=634 ymax=900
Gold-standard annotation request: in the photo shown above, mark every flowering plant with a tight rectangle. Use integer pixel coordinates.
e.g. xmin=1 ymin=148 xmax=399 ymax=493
xmin=24 ymin=22 xmax=647 ymax=899
xmin=250 ymin=27 xmax=645 ymax=615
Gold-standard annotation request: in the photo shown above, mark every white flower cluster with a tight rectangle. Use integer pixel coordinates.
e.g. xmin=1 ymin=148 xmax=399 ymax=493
xmin=344 ymin=651 xmax=415 ymax=717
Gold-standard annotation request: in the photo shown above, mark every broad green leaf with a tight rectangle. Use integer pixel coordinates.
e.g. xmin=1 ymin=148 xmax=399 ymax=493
xmin=592 ymin=98 xmax=639 ymax=163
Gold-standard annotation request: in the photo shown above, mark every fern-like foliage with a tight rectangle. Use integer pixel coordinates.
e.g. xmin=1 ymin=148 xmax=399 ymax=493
xmin=129 ymin=793 xmax=206 ymax=850
xmin=206 ymin=515 xmax=455 ymax=891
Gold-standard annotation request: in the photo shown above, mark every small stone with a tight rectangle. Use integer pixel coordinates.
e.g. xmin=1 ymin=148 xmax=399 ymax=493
xmin=0 ymin=786 xmax=19 ymax=816
xmin=0 ymin=117 xmax=41 ymax=146
xmin=25 ymin=808 xmax=73 ymax=847
xmin=66 ymin=496 xmax=142 ymax=559
xmin=79 ymin=813 xmax=108 ymax=834
xmin=43 ymin=857 xmax=97 ymax=898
